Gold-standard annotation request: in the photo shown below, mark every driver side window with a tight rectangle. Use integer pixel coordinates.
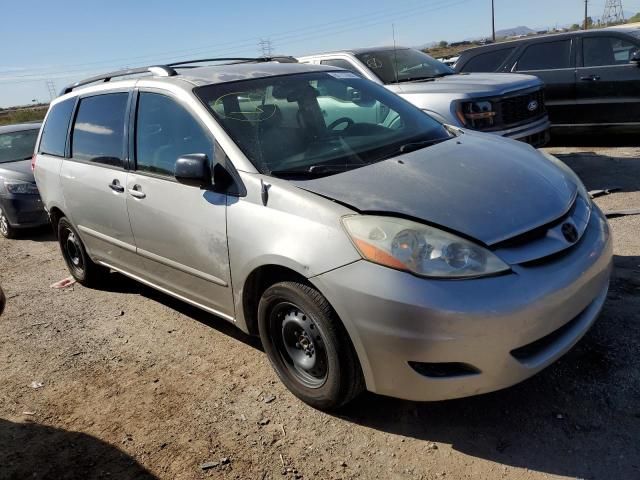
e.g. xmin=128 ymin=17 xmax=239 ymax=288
xmin=136 ymin=92 xmax=213 ymax=177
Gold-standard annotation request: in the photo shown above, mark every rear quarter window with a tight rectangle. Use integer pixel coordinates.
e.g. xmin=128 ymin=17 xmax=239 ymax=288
xmin=71 ymin=93 xmax=129 ymax=168
xmin=459 ymin=48 xmax=516 ymax=72
xmin=39 ymin=98 xmax=76 ymax=157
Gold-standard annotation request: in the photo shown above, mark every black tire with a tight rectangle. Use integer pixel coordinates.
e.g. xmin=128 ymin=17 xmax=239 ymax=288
xmin=57 ymin=218 xmax=108 ymax=287
xmin=0 ymin=206 xmax=17 ymax=239
xmin=258 ymin=281 xmax=364 ymax=410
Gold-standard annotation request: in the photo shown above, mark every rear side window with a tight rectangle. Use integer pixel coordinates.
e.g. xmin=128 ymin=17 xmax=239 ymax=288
xmin=320 ymin=59 xmax=361 ymax=74
xmin=39 ymin=98 xmax=75 ymax=157
xmin=460 ymin=48 xmax=515 ymax=72
xmin=71 ymin=93 xmax=129 ymax=168
xmin=516 ymin=40 xmax=572 ymax=71
xmin=583 ymin=36 xmax=639 ymax=66
xmin=135 ymin=92 xmax=213 ymax=177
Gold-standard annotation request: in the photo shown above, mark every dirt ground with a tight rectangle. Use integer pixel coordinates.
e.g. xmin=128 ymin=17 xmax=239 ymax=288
xmin=0 ymin=141 xmax=639 ymax=480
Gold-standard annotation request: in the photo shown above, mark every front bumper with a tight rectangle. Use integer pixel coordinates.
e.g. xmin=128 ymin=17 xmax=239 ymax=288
xmin=0 ymin=195 xmax=49 ymax=228
xmin=489 ymin=116 xmax=551 ymax=147
xmin=311 ymin=206 xmax=612 ymax=401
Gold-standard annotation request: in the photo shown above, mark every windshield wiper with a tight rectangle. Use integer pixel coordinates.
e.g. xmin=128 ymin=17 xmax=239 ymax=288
xmin=398 ymin=137 xmax=452 ymax=154
xmin=395 ymin=76 xmax=437 ymax=83
xmin=271 ymin=163 xmax=364 ymax=178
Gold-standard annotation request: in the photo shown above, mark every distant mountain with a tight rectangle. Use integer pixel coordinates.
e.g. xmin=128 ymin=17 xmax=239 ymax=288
xmin=495 ymin=26 xmax=536 ymax=37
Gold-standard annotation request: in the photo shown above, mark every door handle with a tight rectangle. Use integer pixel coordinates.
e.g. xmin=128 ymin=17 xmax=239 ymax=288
xmin=580 ymin=75 xmax=601 ymax=81
xmin=128 ymin=184 xmax=146 ymax=199
xmin=108 ymin=180 xmax=125 ymax=193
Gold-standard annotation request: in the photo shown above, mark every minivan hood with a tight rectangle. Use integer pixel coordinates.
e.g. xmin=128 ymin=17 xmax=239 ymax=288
xmin=293 ymin=134 xmax=577 ymax=246
xmin=0 ymin=160 xmax=35 ymax=183
xmin=387 ymin=73 xmax=542 ymax=98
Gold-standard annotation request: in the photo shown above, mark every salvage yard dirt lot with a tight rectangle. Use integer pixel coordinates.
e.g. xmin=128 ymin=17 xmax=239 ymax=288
xmin=1 ymin=143 xmax=639 ymax=480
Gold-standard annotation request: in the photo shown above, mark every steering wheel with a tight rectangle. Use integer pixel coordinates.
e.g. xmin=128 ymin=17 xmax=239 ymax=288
xmin=327 ymin=117 xmax=355 ymax=131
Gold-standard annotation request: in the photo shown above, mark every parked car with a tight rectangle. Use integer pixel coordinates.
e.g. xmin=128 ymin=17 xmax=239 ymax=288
xmin=34 ymin=59 xmax=612 ymax=410
xmin=299 ymin=47 xmax=550 ymax=146
xmin=0 ymin=122 xmax=48 ymax=238
xmin=455 ymin=28 xmax=640 ymax=130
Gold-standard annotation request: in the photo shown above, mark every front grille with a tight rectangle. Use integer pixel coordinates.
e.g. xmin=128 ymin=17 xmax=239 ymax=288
xmin=496 ymin=89 xmax=546 ymax=127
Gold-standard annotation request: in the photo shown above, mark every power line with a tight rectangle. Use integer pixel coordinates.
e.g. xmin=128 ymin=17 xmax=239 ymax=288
xmin=0 ymin=0 xmax=473 ymax=86
xmin=0 ymin=0 xmax=443 ymax=78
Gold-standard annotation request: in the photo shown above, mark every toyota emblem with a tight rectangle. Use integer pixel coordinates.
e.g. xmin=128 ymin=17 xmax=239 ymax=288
xmin=561 ymin=223 xmax=579 ymax=243
xmin=527 ymin=100 xmax=539 ymax=112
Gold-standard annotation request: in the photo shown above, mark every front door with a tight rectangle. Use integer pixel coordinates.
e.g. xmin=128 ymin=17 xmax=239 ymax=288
xmin=576 ymin=34 xmax=640 ymax=124
xmin=125 ymin=90 xmax=234 ymax=320
xmin=60 ymin=91 xmax=138 ymax=268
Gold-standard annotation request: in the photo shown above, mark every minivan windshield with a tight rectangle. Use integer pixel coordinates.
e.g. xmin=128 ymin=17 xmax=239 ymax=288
xmin=355 ymin=48 xmax=455 ymax=84
xmin=196 ymin=71 xmax=450 ymax=177
xmin=0 ymin=129 xmax=39 ymax=163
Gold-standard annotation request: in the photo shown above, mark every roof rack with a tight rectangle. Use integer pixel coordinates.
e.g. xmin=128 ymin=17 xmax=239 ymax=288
xmin=60 ymin=65 xmax=177 ymax=95
xmin=60 ymin=56 xmax=298 ymax=95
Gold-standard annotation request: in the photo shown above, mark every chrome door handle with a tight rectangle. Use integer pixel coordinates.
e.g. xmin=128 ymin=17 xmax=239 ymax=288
xmin=128 ymin=185 xmax=146 ymax=199
xmin=109 ymin=180 xmax=125 ymax=193
xmin=580 ymin=75 xmax=601 ymax=81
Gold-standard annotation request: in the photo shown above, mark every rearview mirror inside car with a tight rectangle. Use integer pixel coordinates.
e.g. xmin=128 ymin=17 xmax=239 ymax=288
xmin=175 ymin=154 xmax=212 ymax=189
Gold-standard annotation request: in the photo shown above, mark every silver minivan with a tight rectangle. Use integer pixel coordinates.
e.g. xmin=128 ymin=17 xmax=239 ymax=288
xmin=34 ymin=59 xmax=612 ymax=410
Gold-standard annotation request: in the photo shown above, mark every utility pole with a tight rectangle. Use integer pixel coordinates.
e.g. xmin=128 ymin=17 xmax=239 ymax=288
xmin=584 ymin=0 xmax=589 ymax=30
xmin=492 ymin=0 xmax=496 ymax=42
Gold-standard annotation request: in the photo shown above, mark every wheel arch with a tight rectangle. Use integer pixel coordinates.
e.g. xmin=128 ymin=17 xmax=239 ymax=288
xmin=237 ymin=261 xmax=375 ymax=392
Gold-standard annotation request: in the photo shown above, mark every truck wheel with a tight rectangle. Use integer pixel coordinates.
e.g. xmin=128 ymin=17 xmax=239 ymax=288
xmin=258 ymin=281 xmax=364 ymax=410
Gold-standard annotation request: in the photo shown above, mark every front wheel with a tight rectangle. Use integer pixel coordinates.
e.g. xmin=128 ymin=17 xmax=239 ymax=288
xmin=57 ymin=218 xmax=108 ymax=287
xmin=0 ymin=206 xmax=16 ymax=239
xmin=258 ymin=281 xmax=364 ymax=410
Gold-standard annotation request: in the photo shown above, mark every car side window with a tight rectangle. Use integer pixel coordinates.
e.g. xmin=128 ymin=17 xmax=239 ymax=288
xmin=460 ymin=48 xmax=515 ymax=72
xmin=39 ymin=98 xmax=75 ymax=157
xmin=320 ymin=59 xmax=361 ymax=74
xmin=583 ymin=36 xmax=639 ymax=67
xmin=516 ymin=40 xmax=572 ymax=71
xmin=71 ymin=93 xmax=128 ymax=167
xmin=135 ymin=92 xmax=213 ymax=177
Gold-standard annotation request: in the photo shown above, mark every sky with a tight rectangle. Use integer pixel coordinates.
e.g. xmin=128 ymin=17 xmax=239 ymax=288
xmin=2 ymin=0 xmax=640 ymax=107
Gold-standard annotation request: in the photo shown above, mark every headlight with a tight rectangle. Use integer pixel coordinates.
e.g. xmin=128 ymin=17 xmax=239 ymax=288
xmin=342 ymin=216 xmax=510 ymax=278
xmin=4 ymin=181 xmax=39 ymax=195
xmin=456 ymin=100 xmax=496 ymax=130
xmin=540 ymin=151 xmax=590 ymax=204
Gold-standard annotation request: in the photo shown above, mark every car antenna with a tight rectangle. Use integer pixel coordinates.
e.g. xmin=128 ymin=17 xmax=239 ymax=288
xmin=392 ymin=23 xmax=399 ymax=84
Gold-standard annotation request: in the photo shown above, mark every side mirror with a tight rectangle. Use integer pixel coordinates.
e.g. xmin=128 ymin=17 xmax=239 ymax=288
xmin=631 ymin=51 xmax=640 ymax=65
xmin=175 ymin=154 xmax=212 ymax=189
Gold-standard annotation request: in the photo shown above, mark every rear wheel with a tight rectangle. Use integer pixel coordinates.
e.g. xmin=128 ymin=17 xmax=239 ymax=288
xmin=258 ymin=281 xmax=364 ymax=410
xmin=0 ymin=207 xmax=16 ymax=239
xmin=57 ymin=218 xmax=108 ymax=287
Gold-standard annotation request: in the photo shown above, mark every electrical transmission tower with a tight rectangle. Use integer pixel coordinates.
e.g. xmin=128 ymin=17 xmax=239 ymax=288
xmin=258 ymin=38 xmax=274 ymax=57
xmin=602 ymin=0 xmax=625 ymax=25
xmin=45 ymin=80 xmax=57 ymax=101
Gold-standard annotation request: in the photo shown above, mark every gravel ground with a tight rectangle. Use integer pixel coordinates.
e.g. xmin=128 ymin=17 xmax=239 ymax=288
xmin=0 ymin=144 xmax=639 ymax=480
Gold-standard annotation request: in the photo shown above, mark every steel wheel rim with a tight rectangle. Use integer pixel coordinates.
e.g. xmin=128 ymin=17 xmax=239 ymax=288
xmin=269 ymin=302 xmax=328 ymax=389
xmin=64 ymin=230 xmax=84 ymax=272
xmin=0 ymin=210 xmax=8 ymax=237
